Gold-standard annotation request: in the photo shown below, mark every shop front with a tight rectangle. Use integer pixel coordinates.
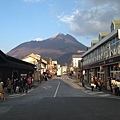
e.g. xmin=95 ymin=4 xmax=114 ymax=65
xmin=108 ymin=63 xmax=120 ymax=80
xmin=105 ymin=56 xmax=120 ymax=79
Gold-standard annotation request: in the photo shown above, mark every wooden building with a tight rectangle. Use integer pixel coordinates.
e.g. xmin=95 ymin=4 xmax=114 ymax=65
xmin=0 ymin=50 xmax=35 ymax=86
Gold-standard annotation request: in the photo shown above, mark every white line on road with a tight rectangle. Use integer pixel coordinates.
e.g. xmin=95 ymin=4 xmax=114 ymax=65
xmin=8 ymin=89 xmax=33 ymax=99
xmin=54 ymin=82 xmax=60 ymax=97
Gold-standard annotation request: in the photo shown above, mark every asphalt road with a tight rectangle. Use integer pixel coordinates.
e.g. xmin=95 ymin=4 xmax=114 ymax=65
xmin=0 ymin=76 xmax=120 ymax=120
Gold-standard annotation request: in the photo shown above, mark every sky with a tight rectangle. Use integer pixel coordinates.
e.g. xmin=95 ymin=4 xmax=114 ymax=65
xmin=0 ymin=0 xmax=120 ymax=53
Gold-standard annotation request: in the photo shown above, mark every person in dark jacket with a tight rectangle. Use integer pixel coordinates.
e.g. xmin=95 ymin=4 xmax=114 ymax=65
xmin=12 ymin=79 xmax=17 ymax=94
xmin=108 ymin=77 xmax=113 ymax=93
xmin=7 ymin=78 xmax=12 ymax=93
xmin=19 ymin=77 xmax=25 ymax=93
xmin=44 ymin=74 xmax=48 ymax=81
xmin=98 ymin=77 xmax=103 ymax=91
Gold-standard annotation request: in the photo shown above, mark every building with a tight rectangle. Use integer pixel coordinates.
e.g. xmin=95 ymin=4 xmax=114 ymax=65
xmin=22 ymin=53 xmax=48 ymax=81
xmin=82 ymin=20 xmax=120 ymax=88
xmin=51 ymin=60 xmax=58 ymax=75
xmin=72 ymin=54 xmax=83 ymax=79
xmin=72 ymin=55 xmax=82 ymax=68
xmin=91 ymin=40 xmax=99 ymax=47
xmin=43 ymin=57 xmax=52 ymax=72
xmin=0 ymin=50 xmax=35 ymax=86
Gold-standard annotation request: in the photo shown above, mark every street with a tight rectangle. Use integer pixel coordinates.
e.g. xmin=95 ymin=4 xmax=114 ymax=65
xmin=0 ymin=76 xmax=120 ymax=120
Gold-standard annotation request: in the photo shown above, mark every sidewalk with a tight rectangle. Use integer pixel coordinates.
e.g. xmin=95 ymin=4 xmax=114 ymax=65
xmin=68 ymin=76 xmax=113 ymax=95
xmin=3 ymin=81 xmax=40 ymax=99
xmin=3 ymin=88 xmax=32 ymax=99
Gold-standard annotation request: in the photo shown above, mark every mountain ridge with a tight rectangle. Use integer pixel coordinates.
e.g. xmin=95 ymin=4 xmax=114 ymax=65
xmin=7 ymin=33 xmax=87 ymax=65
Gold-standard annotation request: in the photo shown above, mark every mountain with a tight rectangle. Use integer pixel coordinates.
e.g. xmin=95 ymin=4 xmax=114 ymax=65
xmin=7 ymin=33 xmax=87 ymax=65
xmin=57 ymin=51 xmax=85 ymax=66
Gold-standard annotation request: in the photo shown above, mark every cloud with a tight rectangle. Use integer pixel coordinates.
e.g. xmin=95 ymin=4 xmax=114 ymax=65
xmin=23 ymin=0 xmax=44 ymax=3
xmin=58 ymin=0 xmax=120 ymax=38
xmin=90 ymin=0 xmax=120 ymax=6
xmin=57 ymin=14 xmax=74 ymax=24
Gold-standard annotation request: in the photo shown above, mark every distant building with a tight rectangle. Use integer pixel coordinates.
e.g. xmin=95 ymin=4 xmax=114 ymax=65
xmin=51 ymin=60 xmax=58 ymax=75
xmin=43 ymin=57 xmax=53 ymax=73
xmin=22 ymin=53 xmax=41 ymax=65
xmin=72 ymin=54 xmax=83 ymax=79
xmin=72 ymin=55 xmax=82 ymax=68
xmin=22 ymin=53 xmax=47 ymax=81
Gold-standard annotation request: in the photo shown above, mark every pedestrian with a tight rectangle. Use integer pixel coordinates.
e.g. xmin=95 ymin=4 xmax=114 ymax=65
xmin=90 ymin=76 xmax=95 ymax=91
xmin=27 ymin=76 xmax=32 ymax=89
xmin=108 ymin=77 xmax=113 ymax=94
xmin=23 ymin=76 xmax=28 ymax=93
xmin=19 ymin=77 xmax=25 ymax=93
xmin=25 ymin=83 xmax=28 ymax=93
xmin=111 ymin=78 xmax=116 ymax=95
xmin=0 ymin=81 xmax=5 ymax=100
xmin=98 ymin=77 xmax=103 ymax=91
xmin=7 ymin=78 xmax=12 ymax=93
xmin=12 ymin=79 xmax=17 ymax=94
xmin=114 ymin=79 xmax=120 ymax=96
xmin=81 ymin=73 xmax=84 ymax=87
xmin=94 ymin=76 xmax=98 ymax=89
xmin=44 ymin=74 xmax=48 ymax=81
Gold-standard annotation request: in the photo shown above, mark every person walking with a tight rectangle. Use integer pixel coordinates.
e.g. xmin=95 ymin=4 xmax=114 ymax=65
xmin=19 ymin=77 xmax=25 ymax=93
xmin=27 ymin=76 xmax=32 ymax=89
xmin=23 ymin=76 xmax=28 ymax=93
xmin=90 ymin=76 xmax=95 ymax=91
xmin=44 ymin=74 xmax=48 ymax=81
xmin=98 ymin=77 xmax=103 ymax=91
xmin=0 ymin=81 xmax=5 ymax=100
xmin=7 ymin=78 xmax=12 ymax=93
xmin=12 ymin=79 xmax=17 ymax=94
xmin=94 ymin=76 xmax=98 ymax=89
xmin=108 ymin=77 xmax=113 ymax=94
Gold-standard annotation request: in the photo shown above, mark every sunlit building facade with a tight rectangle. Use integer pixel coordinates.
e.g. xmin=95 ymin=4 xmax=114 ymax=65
xmin=82 ymin=20 xmax=120 ymax=87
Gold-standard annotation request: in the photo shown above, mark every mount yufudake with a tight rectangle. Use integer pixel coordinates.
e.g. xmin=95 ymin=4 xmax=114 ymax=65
xmin=7 ymin=33 xmax=87 ymax=65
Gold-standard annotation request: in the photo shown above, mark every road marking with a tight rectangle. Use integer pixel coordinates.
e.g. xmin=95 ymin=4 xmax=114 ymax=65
xmin=8 ymin=93 xmax=26 ymax=99
xmin=43 ymin=85 xmax=52 ymax=89
xmin=54 ymin=82 xmax=60 ymax=97
xmin=8 ymin=89 xmax=33 ymax=99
